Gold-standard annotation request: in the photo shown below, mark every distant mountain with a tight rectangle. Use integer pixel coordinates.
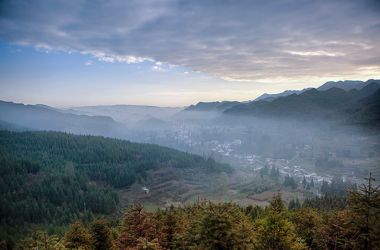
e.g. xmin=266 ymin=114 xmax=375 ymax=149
xmin=67 ymin=104 xmax=182 ymax=124
xmin=254 ymin=88 xmax=311 ymax=102
xmin=225 ymin=82 xmax=380 ymax=124
xmin=185 ymin=101 xmax=241 ymax=112
xmin=0 ymin=120 xmax=30 ymax=131
xmin=184 ymin=79 xmax=380 ymax=113
xmin=226 ymin=88 xmax=353 ymax=117
xmin=346 ymin=88 xmax=380 ymax=126
xmin=0 ymin=101 xmax=126 ymax=137
xmin=134 ymin=117 xmax=168 ymax=129
xmin=317 ymin=79 xmax=380 ymax=91
xmin=252 ymin=79 xmax=380 ymax=103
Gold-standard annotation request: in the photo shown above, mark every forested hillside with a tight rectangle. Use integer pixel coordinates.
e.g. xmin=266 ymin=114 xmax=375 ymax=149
xmin=6 ymin=176 xmax=379 ymax=250
xmin=0 ymin=131 xmax=230 ymax=240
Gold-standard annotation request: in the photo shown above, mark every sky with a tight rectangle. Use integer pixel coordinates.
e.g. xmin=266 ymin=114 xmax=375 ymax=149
xmin=0 ymin=0 xmax=379 ymax=107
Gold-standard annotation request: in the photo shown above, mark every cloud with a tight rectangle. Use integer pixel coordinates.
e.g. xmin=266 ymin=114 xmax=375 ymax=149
xmin=151 ymin=65 xmax=164 ymax=72
xmin=84 ymin=60 xmax=93 ymax=66
xmin=0 ymin=0 xmax=379 ymax=83
xmin=286 ymin=50 xmax=345 ymax=57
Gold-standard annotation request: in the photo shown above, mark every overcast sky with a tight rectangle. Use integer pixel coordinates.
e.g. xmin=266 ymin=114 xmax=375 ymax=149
xmin=0 ymin=0 xmax=379 ymax=107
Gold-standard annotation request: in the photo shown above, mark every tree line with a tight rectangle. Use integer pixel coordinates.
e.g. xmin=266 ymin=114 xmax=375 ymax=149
xmin=3 ymin=174 xmax=379 ymax=250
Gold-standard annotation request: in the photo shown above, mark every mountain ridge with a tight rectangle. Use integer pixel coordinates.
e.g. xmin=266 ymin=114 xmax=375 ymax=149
xmin=0 ymin=100 xmax=125 ymax=137
xmin=224 ymin=83 xmax=380 ymax=125
xmin=184 ymin=79 xmax=380 ymax=113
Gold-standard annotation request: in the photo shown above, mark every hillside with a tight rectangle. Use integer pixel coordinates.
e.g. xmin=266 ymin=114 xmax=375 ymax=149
xmin=185 ymin=101 xmax=240 ymax=112
xmin=254 ymin=88 xmax=311 ymax=102
xmin=317 ymin=79 xmax=380 ymax=91
xmin=0 ymin=130 xmax=230 ymax=238
xmin=225 ymin=88 xmax=354 ymax=117
xmin=347 ymin=89 xmax=380 ymax=126
xmin=0 ymin=101 xmax=126 ymax=138
xmin=251 ymin=79 xmax=379 ymax=103
xmin=184 ymin=79 xmax=380 ymax=111
xmin=224 ymin=83 xmax=380 ymax=124
xmin=9 ymin=184 xmax=379 ymax=250
xmin=67 ymin=105 xmax=182 ymax=124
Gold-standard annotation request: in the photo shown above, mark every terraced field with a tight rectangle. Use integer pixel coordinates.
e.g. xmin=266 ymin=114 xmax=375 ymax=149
xmin=118 ymin=166 xmax=306 ymax=209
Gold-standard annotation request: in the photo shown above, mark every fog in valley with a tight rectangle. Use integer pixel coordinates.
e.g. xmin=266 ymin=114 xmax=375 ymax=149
xmin=2 ymin=1 xmax=380 ymax=247
xmin=93 ymin=108 xmax=380 ymax=185
xmin=2 ymin=88 xmax=379 ymax=206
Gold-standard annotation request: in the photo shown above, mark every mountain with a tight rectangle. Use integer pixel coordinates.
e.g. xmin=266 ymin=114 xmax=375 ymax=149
xmin=67 ymin=105 xmax=182 ymax=124
xmin=346 ymin=88 xmax=380 ymax=126
xmin=0 ymin=101 xmax=126 ymax=137
xmin=0 ymin=120 xmax=30 ymax=131
xmin=184 ymin=79 xmax=380 ymax=113
xmin=317 ymin=79 xmax=380 ymax=91
xmin=0 ymin=130 xmax=231 ymax=237
xmin=252 ymin=79 xmax=380 ymax=103
xmin=226 ymin=88 xmax=353 ymax=117
xmin=254 ymin=79 xmax=380 ymax=103
xmin=185 ymin=101 xmax=241 ymax=112
xmin=225 ymin=82 xmax=380 ymax=123
xmin=254 ymin=88 xmax=311 ymax=102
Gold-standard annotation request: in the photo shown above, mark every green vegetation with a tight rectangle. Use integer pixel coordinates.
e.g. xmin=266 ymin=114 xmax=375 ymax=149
xmin=0 ymin=130 xmax=230 ymax=240
xmin=1 ymin=130 xmax=379 ymax=249
xmin=6 ymin=174 xmax=379 ymax=249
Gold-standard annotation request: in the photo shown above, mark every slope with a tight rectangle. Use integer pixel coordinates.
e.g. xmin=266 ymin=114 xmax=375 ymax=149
xmin=0 ymin=130 xmax=230 ymax=238
xmin=224 ymin=83 xmax=380 ymax=122
xmin=0 ymin=101 xmax=126 ymax=137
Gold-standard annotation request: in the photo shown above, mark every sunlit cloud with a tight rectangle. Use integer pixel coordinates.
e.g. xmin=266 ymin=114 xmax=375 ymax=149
xmin=286 ymin=50 xmax=345 ymax=57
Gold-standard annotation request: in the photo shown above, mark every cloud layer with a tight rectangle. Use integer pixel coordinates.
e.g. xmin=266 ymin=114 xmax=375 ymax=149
xmin=1 ymin=0 xmax=379 ymax=83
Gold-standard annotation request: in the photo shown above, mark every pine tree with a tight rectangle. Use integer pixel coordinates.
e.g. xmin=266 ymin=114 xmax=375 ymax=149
xmin=346 ymin=173 xmax=380 ymax=249
xmin=17 ymin=231 xmax=65 ymax=250
xmin=116 ymin=204 xmax=160 ymax=249
xmin=310 ymin=178 xmax=315 ymax=188
xmin=291 ymin=207 xmax=323 ymax=249
xmin=64 ymin=221 xmax=92 ymax=250
xmin=302 ymin=176 xmax=307 ymax=188
xmin=135 ymin=237 xmax=162 ymax=250
xmin=90 ymin=219 xmax=113 ymax=250
xmin=256 ymin=193 xmax=306 ymax=250
xmin=155 ymin=207 xmax=177 ymax=249
xmin=288 ymin=198 xmax=301 ymax=210
xmin=199 ymin=203 xmax=255 ymax=249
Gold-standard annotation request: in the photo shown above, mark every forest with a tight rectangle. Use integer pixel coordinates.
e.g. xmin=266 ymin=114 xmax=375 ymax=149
xmin=1 ymin=0 xmax=380 ymax=248
xmin=2 ymin=175 xmax=379 ymax=250
xmin=0 ymin=131 xmax=379 ymax=249
xmin=0 ymin=131 xmax=230 ymax=241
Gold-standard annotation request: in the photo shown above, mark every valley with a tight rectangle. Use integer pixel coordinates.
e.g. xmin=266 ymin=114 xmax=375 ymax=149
xmin=1 ymin=79 xmax=379 ymax=242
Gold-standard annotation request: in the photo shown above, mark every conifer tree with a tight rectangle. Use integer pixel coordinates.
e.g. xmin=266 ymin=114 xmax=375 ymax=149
xmin=291 ymin=207 xmax=323 ymax=249
xmin=256 ymin=193 xmax=306 ymax=250
xmin=64 ymin=221 xmax=92 ymax=250
xmin=310 ymin=178 xmax=315 ymax=188
xmin=346 ymin=173 xmax=380 ymax=249
xmin=17 ymin=231 xmax=65 ymax=250
xmin=302 ymin=176 xmax=307 ymax=188
xmin=90 ymin=219 xmax=113 ymax=250
xmin=155 ymin=207 xmax=177 ymax=249
xmin=199 ymin=203 xmax=255 ymax=249
xmin=116 ymin=204 xmax=160 ymax=249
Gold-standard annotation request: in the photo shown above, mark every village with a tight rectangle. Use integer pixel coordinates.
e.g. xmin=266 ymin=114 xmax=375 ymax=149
xmin=146 ymin=121 xmax=371 ymax=189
